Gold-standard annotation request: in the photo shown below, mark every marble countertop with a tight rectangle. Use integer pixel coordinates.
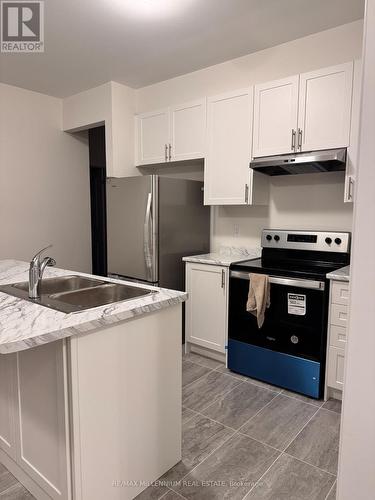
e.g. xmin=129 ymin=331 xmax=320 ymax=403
xmin=0 ymin=260 xmax=187 ymax=354
xmin=183 ymin=246 xmax=261 ymax=267
xmin=326 ymin=265 xmax=350 ymax=282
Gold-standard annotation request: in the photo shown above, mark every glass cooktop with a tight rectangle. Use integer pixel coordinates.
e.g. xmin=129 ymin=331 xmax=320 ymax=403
xmin=232 ymin=258 xmax=345 ymax=281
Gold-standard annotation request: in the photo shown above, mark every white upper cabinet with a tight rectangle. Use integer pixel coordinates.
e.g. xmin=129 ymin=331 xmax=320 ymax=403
xmin=171 ymin=99 xmax=206 ymax=161
xmin=253 ymin=62 xmax=354 ymax=158
xmin=136 ymin=108 xmax=170 ymax=165
xmin=345 ymin=59 xmax=362 ymax=203
xmin=298 ymin=62 xmax=354 ymax=152
xmin=204 ymin=88 xmax=253 ymax=205
xmin=136 ymin=100 xmax=206 ymax=165
xmin=253 ymin=76 xmax=299 ymax=157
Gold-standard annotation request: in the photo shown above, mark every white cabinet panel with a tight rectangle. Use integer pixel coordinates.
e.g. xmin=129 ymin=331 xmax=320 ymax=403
xmin=0 ymin=354 xmax=17 ymax=459
xmin=298 ymin=62 xmax=353 ymax=151
xmin=171 ymin=99 xmax=206 ymax=161
xmin=186 ymin=263 xmax=228 ymax=353
xmin=253 ymin=75 xmax=299 ymax=157
xmin=330 ymin=325 xmax=347 ymax=349
xmin=331 ymin=303 xmax=349 ymax=329
xmin=327 ymin=346 xmax=345 ymax=390
xmin=204 ymin=89 xmax=253 ymax=205
xmin=136 ymin=109 xmax=170 ymax=165
xmin=17 ymin=341 xmax=70 ymax=499
xmin=345 ymin=59 xmax=362 ymax=203
xmin=331 ymin=281 xmax=350 ymax=306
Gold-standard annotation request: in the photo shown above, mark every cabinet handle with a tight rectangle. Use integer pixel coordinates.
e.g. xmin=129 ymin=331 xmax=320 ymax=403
xmin=348 ymin=176 xmax=354 ymax=201
xmin=297 ymin=128 xmax=303 ymax=151
xmin=291 ymin=129 xmax=296 ymax=151
xmin=221 ymin=269 xmax=225 ymax=288
xmin=245 ymin=183 xmax=249 ymax=204
xmin=168 ymin=143 xmax=172 ymax=161
xmin=164 ymin=144 xmax=168 ymax=162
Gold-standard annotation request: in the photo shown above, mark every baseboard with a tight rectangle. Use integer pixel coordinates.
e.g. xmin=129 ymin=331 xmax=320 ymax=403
xmin=186 ymin=343 xmax=226 ymax=363
xmin=0 ymin=449 xmax=51 ymax=500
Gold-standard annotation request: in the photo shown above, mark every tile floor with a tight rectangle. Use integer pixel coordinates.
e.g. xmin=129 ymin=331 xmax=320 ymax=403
xmin=137 ymin=351 xmax=341 ymax=500
xmin=0 ymin=464 xmax=34 ymax=499
xmin=0 ymin=352 xmax=340 ymax=500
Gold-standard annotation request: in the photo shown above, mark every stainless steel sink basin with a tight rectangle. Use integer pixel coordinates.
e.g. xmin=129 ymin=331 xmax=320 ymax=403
xmin=51 ymin=283 xmax=153 ymax=311
xmin=12 ymin=275 xmax=106 ymax=295
xmin=0 ymin=275 xmax=155 ymax=314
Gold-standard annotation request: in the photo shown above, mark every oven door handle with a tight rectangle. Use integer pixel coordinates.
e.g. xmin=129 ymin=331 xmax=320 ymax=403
xmin=230 ymin=271 xmax=325 ymax=291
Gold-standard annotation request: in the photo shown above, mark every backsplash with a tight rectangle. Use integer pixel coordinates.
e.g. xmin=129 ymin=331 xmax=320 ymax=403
xmin=212 ymin=172 xmax=353 ymax=251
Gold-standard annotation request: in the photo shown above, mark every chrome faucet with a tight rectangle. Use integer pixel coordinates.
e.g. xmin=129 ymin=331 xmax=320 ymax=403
xmin=29 ymin=245 xmax=56 ymax=299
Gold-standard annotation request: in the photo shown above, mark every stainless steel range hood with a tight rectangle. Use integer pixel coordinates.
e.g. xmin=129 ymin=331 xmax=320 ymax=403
xmin=250 ymin=148 xmax=347 ymax=176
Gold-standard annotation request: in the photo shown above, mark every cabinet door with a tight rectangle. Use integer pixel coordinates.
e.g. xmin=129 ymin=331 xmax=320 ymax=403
xmin=298 ymin=62 xmax=353 ymax=152
xmin=327 ymin=346 xmax=345 ymax=390
xmin=0 ymin=354 xmax=17 ymax=460
xmin=136 ymin=108 xmax=170 ymax=165
xmin=345 ymin=60 xmax=362 ymax=203
xmin=330 ymin=325 xmax=347 ymax=350
xmin=330 ymin=303 xmax=349 ymax=329
xmin=204 ymin=88 xmax=253 ymax=205
xmin=186 ymin=264 xmax=228 ymax=353
xmin=253 ymin=76 xmax=299 ymax=157
xmin=16 ymin=341 xmax=70 ymax=499
xmin=171 ymin=99 xmax=206 ymax=161
xmin=331 ymin=281 xmax=350 ymax=306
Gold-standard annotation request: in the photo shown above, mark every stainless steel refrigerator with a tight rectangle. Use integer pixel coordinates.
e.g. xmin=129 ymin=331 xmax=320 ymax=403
xmin=106 ymin=175 xmax=210 ymax=291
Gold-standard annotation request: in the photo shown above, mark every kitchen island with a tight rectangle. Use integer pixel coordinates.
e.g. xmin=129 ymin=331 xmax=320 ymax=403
xmin=0 ymin=260 xmax=187 ymax=500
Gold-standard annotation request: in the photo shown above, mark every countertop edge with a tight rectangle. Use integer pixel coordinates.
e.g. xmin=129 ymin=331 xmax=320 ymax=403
xmin=183 ymin=248 xmax=261 ymax=267
xmin=326 ymin=265 xmax=350 ymax=282
xmin=0 ymin=260 xmax=187 ymax=354
xmin=0 ymin=292 xmax=187 ymax=354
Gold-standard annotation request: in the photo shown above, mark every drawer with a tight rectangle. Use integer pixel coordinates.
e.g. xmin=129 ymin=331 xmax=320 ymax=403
xmin=330 ymin=303 xmax=348 ymax=328
xmin=327 ymin=345 xmax=345 ymax=390
xmin=331 ymin=281 xmax=349 ymax=306
xmin=330 ymin=324 xmax=347 ymax=349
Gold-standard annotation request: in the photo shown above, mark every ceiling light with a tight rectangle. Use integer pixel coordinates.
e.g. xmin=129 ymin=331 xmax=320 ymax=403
xmin=112 ymin=0 xmax=196 ymax=19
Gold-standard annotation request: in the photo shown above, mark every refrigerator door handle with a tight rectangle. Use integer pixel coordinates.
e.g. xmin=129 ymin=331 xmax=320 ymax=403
xmin=143 ymin=192 xmax=153 ymax=281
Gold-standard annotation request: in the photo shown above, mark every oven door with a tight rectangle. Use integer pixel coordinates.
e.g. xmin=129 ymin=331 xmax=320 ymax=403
xmin=229 ymin=271 xmax=328 ymax=361
xmin=228 ymin=271 xmax=329 ymax=398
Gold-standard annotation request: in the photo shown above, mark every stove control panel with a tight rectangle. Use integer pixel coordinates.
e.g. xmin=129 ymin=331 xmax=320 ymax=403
xmin=262 ymin=230 xmax=350 ymax=253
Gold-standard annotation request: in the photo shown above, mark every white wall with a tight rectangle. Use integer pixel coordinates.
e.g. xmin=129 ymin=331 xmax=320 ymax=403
xmin=136 ymin=21 xmax=363 ymax=249
xmin=63 ymin=81 xmax=137 ymax=178
xmin=212 ymin=173 xmax=353 ymax=248
xmin=337 ymin=1 xmax=375 ymax=497
xmin=0 ymin=83 xmax=91 ymax=272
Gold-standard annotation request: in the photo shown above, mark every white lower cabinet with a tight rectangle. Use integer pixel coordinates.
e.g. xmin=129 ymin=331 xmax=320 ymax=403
xmin=1 ymin=306 xmax=182 ymax=500
xmin=185 ymin=263 xmax=228 ymax=354
xmin=0 ymin=354 xmax=17 ymax=460
xmin=325 ymin=280 xmax=350 ymax=398
xmin=0 ymin=341 xmax=70 ymax=500
xmin=17 ymin=342 xmax=70 ymax=499
xmin=327 ymin=346 xmax=346 ymax=391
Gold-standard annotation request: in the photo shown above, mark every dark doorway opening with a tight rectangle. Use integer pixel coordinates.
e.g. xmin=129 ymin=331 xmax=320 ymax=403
xmin=89 ymin=126 xmax=107 ymax=276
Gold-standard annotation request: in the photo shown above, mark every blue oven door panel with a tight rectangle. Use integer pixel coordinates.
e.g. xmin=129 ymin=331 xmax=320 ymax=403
xmin=228 ymin=339 xmax=321 ymax=399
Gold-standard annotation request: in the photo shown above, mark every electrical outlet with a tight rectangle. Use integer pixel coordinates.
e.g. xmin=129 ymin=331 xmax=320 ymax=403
xmin=234 ymin=224 xmax=240 ymax=237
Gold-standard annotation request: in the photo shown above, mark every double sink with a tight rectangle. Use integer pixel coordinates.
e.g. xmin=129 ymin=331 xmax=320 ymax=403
xmin=0 ymin=275 xmax=154 ymax=314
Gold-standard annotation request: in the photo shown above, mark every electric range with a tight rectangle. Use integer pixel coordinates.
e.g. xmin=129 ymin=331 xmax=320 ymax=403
xmin=228 ymin=229 xmax=350 ymax=399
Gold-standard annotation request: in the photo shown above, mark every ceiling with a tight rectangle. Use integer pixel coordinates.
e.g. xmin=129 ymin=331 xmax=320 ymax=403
xmin=0 ymin=0 xmax=365 ymax=98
